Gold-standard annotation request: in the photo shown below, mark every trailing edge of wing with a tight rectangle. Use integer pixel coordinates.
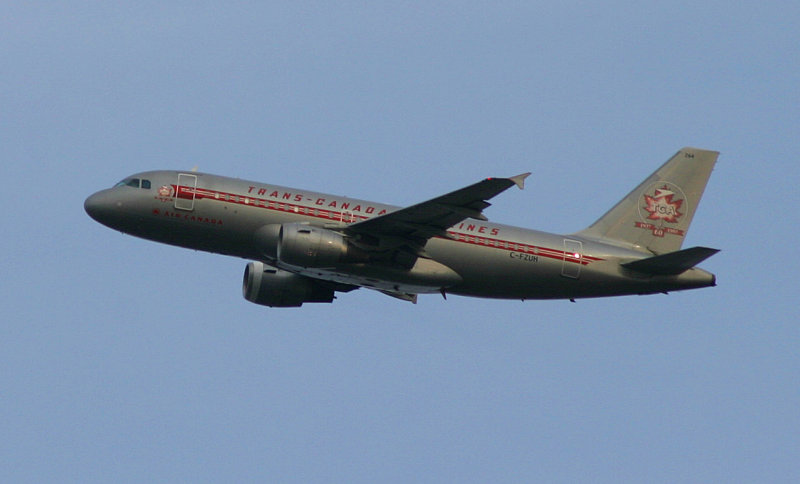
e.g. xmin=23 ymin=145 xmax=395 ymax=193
xmin=622 ymin=246 xmax=719 ymax=276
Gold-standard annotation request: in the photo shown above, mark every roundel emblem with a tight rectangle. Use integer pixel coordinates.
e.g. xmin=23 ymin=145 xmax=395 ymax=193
xmin=638 ymin=181 xmax=686 ymax=224
xmin=158 ymin=185 xmax=173 ymax=197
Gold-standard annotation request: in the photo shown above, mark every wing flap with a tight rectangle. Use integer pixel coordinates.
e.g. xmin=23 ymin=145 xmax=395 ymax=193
xmin=378 ymin=290 xmax=418 ymax=304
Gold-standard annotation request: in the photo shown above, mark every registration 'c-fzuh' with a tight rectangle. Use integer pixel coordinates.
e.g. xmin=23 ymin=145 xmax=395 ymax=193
xmin=85 ymin=148 xmax=720 ymax=307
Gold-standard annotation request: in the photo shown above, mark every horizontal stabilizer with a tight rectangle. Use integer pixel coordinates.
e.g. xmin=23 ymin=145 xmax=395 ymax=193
xmin=622 ymin=246 xmax=720 ymax=276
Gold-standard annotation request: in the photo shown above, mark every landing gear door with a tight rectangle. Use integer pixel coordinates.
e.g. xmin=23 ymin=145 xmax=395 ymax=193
xmin=562 ymin=239 xmax=583 ymax=279
xmin=175 ymin=173 xmax=197 ymax=211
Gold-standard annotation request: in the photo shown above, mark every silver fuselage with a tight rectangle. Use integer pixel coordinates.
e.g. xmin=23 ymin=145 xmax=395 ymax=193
xmin=85 ymin=170 xmax=715 ymax=300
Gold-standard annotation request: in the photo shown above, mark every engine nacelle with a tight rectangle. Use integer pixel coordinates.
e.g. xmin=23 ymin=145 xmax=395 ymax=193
xmin=278 ymin=223 xmax=357 ymax=268
xmin=243 ymin=261 xmax=334 ymax=307
xmin=253 ymin=224 xmax=282 ymax=260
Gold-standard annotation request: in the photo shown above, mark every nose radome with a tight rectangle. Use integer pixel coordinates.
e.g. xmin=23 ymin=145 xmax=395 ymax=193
xmin=84 ymin=191 xmax=103 ymax=220
xmin=84 ymin=189 xmax=121 ymax=225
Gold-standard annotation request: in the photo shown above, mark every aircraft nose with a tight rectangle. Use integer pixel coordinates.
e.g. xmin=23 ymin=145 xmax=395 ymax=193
xmin=84 ymin=189 xmax=122 ymax=226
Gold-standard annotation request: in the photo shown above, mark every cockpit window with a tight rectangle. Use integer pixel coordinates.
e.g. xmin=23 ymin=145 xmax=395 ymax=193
xmin=114 ymin=178 xmax=151 ymax=189
xmin=114 ymin=178 xmax=142 ymax=188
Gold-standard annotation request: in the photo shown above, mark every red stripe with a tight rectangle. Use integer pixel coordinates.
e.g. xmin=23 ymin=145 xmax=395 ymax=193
xmin=174 ymin=184 xmax=605 ymax=265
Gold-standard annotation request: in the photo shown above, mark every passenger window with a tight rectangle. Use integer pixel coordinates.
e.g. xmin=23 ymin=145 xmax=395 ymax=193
xmin=141 ymin=179 xmax=151 ymax=189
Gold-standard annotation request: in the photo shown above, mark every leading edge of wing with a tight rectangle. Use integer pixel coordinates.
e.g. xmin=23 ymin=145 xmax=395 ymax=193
xmin=345 ymin=172 xmax=530 ymax=243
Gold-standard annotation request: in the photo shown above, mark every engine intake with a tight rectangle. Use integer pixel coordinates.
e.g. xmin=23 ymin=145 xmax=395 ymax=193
xmin=243 ymin=261 xmax=334 ymax=307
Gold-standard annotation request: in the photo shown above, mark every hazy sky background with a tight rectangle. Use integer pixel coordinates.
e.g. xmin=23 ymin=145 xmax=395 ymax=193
xmin=2 ymin=1 xmax=798 ymax=482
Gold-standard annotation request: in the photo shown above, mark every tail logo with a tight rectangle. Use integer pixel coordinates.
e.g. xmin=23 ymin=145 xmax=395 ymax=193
xmin=636 ymin=182 xmax=687 ymax=237
xmin=644 ymin=184 xmax=683 ymax=223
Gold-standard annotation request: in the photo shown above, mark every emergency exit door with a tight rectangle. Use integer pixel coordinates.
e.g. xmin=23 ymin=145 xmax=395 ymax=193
xmin=561 ymin=239 xmax=583 ymax=279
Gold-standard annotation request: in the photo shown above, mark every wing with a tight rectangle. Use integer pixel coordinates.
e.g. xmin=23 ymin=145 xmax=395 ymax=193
xmin=345 ymin=172 xmax=530 ymax=251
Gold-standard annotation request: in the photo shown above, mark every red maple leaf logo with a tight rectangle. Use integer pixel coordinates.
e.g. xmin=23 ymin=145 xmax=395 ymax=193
xmin=643 ymin=185 xmax=683 ymax=223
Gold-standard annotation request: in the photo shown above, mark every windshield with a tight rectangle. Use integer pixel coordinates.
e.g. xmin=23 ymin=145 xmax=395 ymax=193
xmin=114 ymin=178 xmax=151 ymax=189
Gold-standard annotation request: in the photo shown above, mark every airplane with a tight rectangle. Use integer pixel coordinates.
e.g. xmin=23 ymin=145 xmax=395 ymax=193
xmin=84 ymin=147 xmax=720 ymax=307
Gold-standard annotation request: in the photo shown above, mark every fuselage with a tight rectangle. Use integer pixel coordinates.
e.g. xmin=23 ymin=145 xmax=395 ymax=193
xmin=85 ymin=170 xmax=715 ymax=301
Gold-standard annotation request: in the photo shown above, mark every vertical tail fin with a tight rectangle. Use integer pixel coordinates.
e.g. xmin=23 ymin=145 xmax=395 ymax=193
xmin=575 ymin=147 xmax=718 ymax=255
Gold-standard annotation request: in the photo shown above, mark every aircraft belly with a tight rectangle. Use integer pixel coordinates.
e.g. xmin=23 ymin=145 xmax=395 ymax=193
xmin=282 ymin=257 xmax=462 ymax=294
xmin=425 ymin=237 xmax=566 ymax=299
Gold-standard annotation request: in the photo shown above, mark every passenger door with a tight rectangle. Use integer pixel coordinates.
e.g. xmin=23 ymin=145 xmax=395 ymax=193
xmin=175 ymin=173 xmax=197 ymax=211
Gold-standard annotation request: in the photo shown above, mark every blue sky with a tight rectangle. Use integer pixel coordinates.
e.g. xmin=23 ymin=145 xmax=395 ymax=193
xmin=2 ymin=1 xmax=798 ymax=482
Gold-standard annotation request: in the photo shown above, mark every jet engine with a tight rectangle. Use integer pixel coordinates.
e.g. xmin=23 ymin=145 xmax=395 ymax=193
xmin=243 ymin=261 xmax=334 ymax=307
xmin=277 ymin=223 xmax=365 ymax=268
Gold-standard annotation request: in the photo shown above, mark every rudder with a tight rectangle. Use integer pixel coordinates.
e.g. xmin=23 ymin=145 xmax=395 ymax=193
xmin=575 ymin=147 xmax=718 ymax=255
